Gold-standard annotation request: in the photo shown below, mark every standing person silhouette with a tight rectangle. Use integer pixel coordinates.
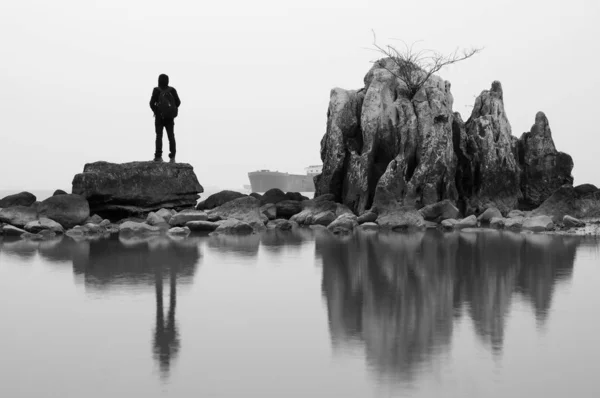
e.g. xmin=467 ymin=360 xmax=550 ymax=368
xmin=149 ymin=74 xmax=181 ymax=163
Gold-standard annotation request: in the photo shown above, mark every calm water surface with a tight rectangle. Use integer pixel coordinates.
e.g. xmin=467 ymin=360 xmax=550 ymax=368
xmin=1 ymin=228 xmax=599 ymax=397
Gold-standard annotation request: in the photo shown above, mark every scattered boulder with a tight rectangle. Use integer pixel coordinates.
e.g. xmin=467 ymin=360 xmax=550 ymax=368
xmin=207 ymin=213 xmax=222 ymax=222
xmin=167 ymin=226 xmax=191 ymax=236
xmin=523 ymin=215 xmax=554 ymax=232
xmin=477 ymin=207 xmax=502 ymax=223
xmin=504 ymin=216 xmax=524 ymax=229
xmin=533 ymin=184 xmax=600 ymax=221
xmin=507 ymin=210 xmax=525 ymax=218
xmin=208 ymin=196 xmax=264 ymax=230
xmin=312 ymin=211 xmax=337 ymax=226
xmin=267 ymin=219 xmax=296 ymax=231
xmin=146 ymin=212 xmax=166 ymax=226
xmin=260 ymin=203 xmax=277 ymax=220
xmin=212 ymin=219 xmax=254 ymax=235
xmin=275 ymin=200 xmax=303 ymax=219
xmin=156 ymin=208 xmax=175 ymax=223
xmin=196 ymin=190 xmax=247 ymax=210
xmin=260 ymin=188 xmax=288 ymax=205
xmin=490 ymin=217 xmax=505 ymax=229
xmin=0 ymin=191 xmax=36 ymax=208
xmin=327 ymin=213 xmax=358 ymax=234
xmin=0 ymin=206 xmax=38 ymax=228
xmin=377 ymin=207 xmax=425 ymax=230
xmin=24 ymin=218 xmax=64 ymax=234
xmin=119 ymin=221 xmax=160 ymax=234
xmin=441 ymin=219 xmax=459 ymax=230
xmin=1 ymin=224 xmax=27 ymax=236
xmin=285 ymin=192 xmax=309 ymax=201
xmin=419 ymin=200 xmax=460 ymax=223
xmin=358 ymin=222 xmax=379 ymax=231
xmin=249 ymin=192 xmax=262 ymax=200
xmin=169 ymin=210 xmax=208 ymax=226
xmin=37 ymin=194 xmax=90 ymax=229
xmin=357 ymin=211 xmax=377 ymax=224
xmin=72 ymin=161 xmax=203 ymax=218
xmin=186 ymin=220 xmax=219 ymax=232
xmin=563 ymin=215 xmax=585 ymax=228
xmin=455 ymin=215 xmax=478 ymax=229
xmin=53 ymin=189 xmax=67 ymax=196
xmin=86 ymin=214 xmax=103 ymax=224
xmin=290 ymin=200 xmax=337 ymax=226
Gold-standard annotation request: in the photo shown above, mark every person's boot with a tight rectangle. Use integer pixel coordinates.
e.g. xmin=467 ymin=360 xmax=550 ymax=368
xmin=169 ymin=157 xmax=176 ymax=164
xmin=153 ymin=157 xmax=163 ymax=162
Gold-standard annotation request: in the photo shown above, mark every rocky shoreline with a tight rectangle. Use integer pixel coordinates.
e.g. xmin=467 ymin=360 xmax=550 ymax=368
xmin=1 ymin=166 xmax=599 ymax=241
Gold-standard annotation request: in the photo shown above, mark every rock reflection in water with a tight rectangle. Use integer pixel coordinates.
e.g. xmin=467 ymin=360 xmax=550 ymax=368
xmin=318 ymin=229 xmax=581 ymax=383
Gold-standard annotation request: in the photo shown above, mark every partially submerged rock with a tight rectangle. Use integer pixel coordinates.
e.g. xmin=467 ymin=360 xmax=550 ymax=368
xmin=0 ymin=206 xmax=38 ymax=228
xmin=1 ymin=224 xmax=27 ymax=236
xmin=522 ymin=215 xmax=554 ymax=232
xmin=37 ymin=194 xmax=90 ymax=229
xmin=358 ymin=222 xmax=379 ymax=231
xmin=119 ymin=221 xmax=160 ymax=234
xmin=533 ymin=184 xmax=600 ymax=221
xmin=72 ymin=161 xmax=203 ymax=218
xmin=477 ymin=207 xmax=502 ymax=224
xmin=211 ymin=219 xmax=254 ymax=235
xmin=260 ymin=203 xmax=277 ymax=220
xmin=455 ymin=215 xmax=478 ymax=229
xmin=167 ymin=226 xmax=191 ymax=236
xmin=24 ymin=218 xmax=64 ymax=234
xmin=186 ymin=220 xmax=219 ymax=232
xmin=275 ymin=200 xmax=303 ymax=219
xmin=377 ymin=207 xmax=425 ymax=230
xmin=504 ymin=216 xmax=524 ymax=230
xmin=169 ymin=210 xmax=208 ymax=226
xmin=208 ymin=196 xmax=264 ymax=230
xmin=563 ymin=215 xmax=585 ymax=228
xmin=357 ymin=211 xmax=377 ymax=224
xmin=419 ymin=200 xmax=460 ymax=223
xmin=490 ymin=217 xmax=505 ymax=228
xmin=327 ymin=213 xmax=358 ymax=234
xmin=266 ymin=219 xmax=297 ymax=231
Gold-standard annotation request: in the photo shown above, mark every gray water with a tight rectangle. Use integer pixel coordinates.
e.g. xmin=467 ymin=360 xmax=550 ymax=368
xmin=1 ymin=228 xmax=599 ymax=397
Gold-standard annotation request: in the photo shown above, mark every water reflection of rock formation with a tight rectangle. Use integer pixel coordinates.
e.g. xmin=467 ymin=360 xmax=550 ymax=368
xmin=318 ymin=230 xmax=581 ymax=382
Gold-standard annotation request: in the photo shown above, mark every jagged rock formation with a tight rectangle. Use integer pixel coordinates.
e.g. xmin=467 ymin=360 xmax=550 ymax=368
xmin=518 ymin=112 xmax=574 ymax=209
xmin=315 ymin=59 xmax=573 ymax=215
xmin=72 ymin=161 xmax=203 ymax=218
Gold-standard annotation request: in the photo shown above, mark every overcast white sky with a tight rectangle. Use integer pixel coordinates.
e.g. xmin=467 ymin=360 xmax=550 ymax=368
xmin=1 ymin=0 xmax=598 ymax=192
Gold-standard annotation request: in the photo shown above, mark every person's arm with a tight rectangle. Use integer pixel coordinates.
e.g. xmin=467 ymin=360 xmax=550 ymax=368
xmin=172 ymin=88 xmax=181 ymax=107
xmin=149 ymin=88 xmax=158 ymax=113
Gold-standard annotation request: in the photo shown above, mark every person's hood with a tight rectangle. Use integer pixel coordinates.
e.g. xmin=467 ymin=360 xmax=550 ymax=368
xmin=158 ymin=74 xmax=169 ymax=89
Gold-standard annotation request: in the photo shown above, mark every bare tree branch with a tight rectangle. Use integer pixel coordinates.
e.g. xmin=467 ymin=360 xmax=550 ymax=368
xmin=370 ymin=30 xmax=483 ymax=99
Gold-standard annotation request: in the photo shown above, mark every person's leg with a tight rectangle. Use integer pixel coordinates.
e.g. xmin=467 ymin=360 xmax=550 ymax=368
xmin=155 ymin=118 xmax=164 ymax=160
xmin=165 ymin=119 xmax=176 ymax=160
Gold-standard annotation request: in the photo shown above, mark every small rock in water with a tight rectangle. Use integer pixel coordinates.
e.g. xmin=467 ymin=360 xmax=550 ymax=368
xmin=119 ymin=221 xmax=160 ymax=234
xmin=477 ymin=207 xmax=502 ymax=223
xmin=327 ymin=213 xmax=358 ymax=234
xmin=563 ymin=215 xmax=585 ymax=228
xmin=523 ymin=215 xmax=554 ymax=232
xmin=358 ymin=222 xmax=379 ymax=231
xmin=455 ymin=215 xmax=478 ymax=229
xmin=357 ymin=211 xmax=377 ymax=224
xmin=441 ymin=219 xmax=459 ymax=230
xmin=86 ymin=214 xmax=103 ymax=225
xmin=1 ymin=225 xmax=27 ymax=236
xmin=24 ymin=218 xmax=65 ymax=234
xmin=504 ymin=217 xmax=524 ymax=229
xmin=186 ymin=220 xmax=219 ymax=232
xmin=490 ymin=217 xmax=505 ymax=229
xmin=21 ymin=229 xmax=56 ymax=240
xmin=0 ymin=206 xmax=38 ymax=228
xmin=211 ymin=219 xmax=254 ymax=235
xmin=260 ymin=203 xmax=277 ymax=220
xmin=169 ymin=210 xmax=208 ymax=226
xmin=167 ymin=226 xmax=191 ymax=236
xmin=507 ymin=210 xmax=525 ymax=218
xmin=155 ymin=208 xmax=174 ymax=223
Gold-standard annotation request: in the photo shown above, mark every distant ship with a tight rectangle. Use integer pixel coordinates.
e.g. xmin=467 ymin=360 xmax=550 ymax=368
xmin=248 ymin=165 xmax=322 ymax=192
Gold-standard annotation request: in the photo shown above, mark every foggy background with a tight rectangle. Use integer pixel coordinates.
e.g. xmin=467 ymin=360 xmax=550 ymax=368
xmin=1 ymin=0 xmax=598 ymax=193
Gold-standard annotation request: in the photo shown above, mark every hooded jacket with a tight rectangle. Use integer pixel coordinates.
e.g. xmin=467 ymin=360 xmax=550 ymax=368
xmin=149 ymin=74 xmax=181 ymax=119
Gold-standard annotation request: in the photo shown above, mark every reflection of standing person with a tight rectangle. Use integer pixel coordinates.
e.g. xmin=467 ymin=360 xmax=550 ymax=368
xmin=154 ymin=262 xmax=180 ymax=379
xmin=149 ymin=74 xmax=181 ymax=163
